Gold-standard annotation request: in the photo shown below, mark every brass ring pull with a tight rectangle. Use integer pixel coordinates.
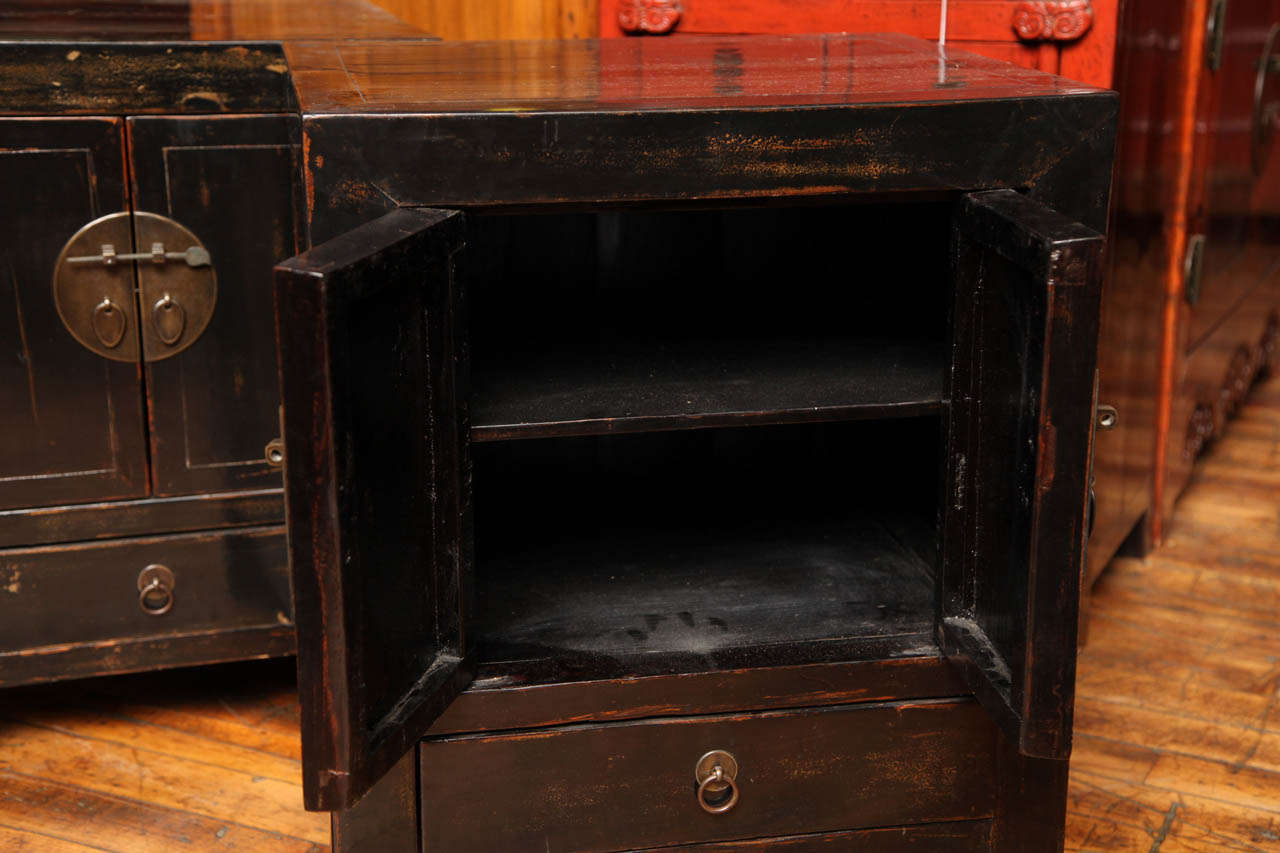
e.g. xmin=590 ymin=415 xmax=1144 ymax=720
xmin=137 ymin=564 xmax=175 ymax=616
xmin=696 ymin=765 xmax=739 ymax=814
xmin=694 ymin=749 xmax=740 ymax=815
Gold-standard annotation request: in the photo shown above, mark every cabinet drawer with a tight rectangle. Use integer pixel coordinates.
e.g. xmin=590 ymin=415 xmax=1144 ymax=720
xmin=0 ymin=527 xmax=291 ymax=656
xmin=658 ymin=820 xmax=991 ymax=851
xmin=420 ymin=699 xmax=996 ymax=852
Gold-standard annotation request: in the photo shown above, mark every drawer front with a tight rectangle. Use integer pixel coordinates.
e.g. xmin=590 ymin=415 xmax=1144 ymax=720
xmin=661 ymin=820 xmax=991 ymax=851
xmin=0 ymin=526 xmax=291 ymax=654
xmin=420 ymin=699 xmax=996 ymax=852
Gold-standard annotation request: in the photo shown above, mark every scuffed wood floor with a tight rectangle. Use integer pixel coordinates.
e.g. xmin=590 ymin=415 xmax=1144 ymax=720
xmin=0 ymin=658 xmax=325 ymax=851
xmin=1067 ymin=371 xmax=1280 ymax=851
xmin=1 ymin=377 xmax=1279 ymax=852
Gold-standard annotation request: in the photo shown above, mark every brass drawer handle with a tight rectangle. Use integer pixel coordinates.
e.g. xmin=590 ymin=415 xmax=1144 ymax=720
xmin=694 ymin=749 xmax=739 ymax=815
xmin=137 ymin=564 xmax=175 ymax=616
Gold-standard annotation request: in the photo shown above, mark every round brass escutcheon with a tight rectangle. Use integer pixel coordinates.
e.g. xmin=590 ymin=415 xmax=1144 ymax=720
xmin=52 ymin=211 xmax=216 ymax=362
xmin=53 ymin=213 xmax=139 ymax=362
xmin=694 ymin=749 xmax=740 ymax=815
xmin=137 ymin=564 xmax=176 ymax=616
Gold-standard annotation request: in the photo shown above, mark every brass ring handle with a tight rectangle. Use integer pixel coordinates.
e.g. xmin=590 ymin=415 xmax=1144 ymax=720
xmin=137 ymin=564 xmax=175 ymax=616
xmin=696 ymin=764 xmax=739 ymax=814
xmin=694 ymin=749 xmax=740 ymax=815
xmin=138 ymin=579 xmax=173 ymax=615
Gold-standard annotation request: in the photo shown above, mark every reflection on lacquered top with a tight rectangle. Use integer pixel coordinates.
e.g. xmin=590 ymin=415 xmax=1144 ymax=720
xmin=285 ymin=33 xmax=1109 ymax=114
xmin=0 ymin=0 xmax=425 ymax=41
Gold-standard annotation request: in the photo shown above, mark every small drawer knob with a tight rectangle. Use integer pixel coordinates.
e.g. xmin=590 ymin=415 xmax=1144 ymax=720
xmin=137 ymin=564 xmax=175 ymax=615
xmin=694 ymin=749 xmax=739 ymax=815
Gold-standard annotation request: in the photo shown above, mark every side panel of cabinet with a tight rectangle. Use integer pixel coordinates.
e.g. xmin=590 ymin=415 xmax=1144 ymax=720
xmin=127 ymin=114 xmax=305 ymax=497
xmin=1084 ymin=0 xmax=1189 ymax=582
xmin=0 ymin=117 xmax=149 ymax=511
xmin=1154 ymin=0 xmax=1280 ymax=535
xmin=1187 ymin=0 xmax=1280 ymax=351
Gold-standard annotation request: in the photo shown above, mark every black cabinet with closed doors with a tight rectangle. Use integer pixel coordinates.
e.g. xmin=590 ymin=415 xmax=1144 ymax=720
xmin=0 ymin=47 xmax=304 ymax=686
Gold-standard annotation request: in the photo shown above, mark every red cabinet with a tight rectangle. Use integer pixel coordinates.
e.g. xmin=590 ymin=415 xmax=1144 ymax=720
xmin=600 ymin=0 xmax=1118 ymax=87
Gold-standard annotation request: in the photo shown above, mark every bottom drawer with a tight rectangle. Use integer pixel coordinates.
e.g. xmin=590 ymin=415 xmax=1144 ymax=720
xmin=420 ymin=698 xmax=996 ymax=852
xmin=0 ymin=526 xmax=292 ymax=684
xmin=656 ymin=820 xmax=991 ymax=851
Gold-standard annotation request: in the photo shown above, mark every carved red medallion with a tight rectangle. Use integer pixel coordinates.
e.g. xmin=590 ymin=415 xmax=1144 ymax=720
xmin=617 ymin=0 xmax=682 ymax=34
xmin=1012 ymin=1 xmax=1094 ymax=42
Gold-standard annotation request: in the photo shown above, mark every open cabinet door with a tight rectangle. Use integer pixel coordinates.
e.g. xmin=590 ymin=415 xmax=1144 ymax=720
xmin=941 ymin=190 xmax=1104 ymax=760
xmin=274 ymin=207 xmax=471 ymax=811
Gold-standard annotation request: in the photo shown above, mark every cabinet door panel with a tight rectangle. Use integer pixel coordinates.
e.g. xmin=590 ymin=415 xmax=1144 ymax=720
xmin=127 ymin=114 xmax=305 ymax=496
xmin=0 ymin=118 xmax=148 ymax=510
xmin=942 ymin=189 xmax=1104 ymax=759
xmin=276 ymin=207 xmax=471 ymax=812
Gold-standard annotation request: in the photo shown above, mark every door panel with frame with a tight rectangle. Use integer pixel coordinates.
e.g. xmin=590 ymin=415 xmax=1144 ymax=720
xmin=275 ymin=206 xmax=472 ymax=811
xmin=942 ymin=189 xmax=1105 ymax=760
xmin=128 ymin=114 xmax=305 ymax=497
xmin=0 ymin=117 xmax=149 ymax=511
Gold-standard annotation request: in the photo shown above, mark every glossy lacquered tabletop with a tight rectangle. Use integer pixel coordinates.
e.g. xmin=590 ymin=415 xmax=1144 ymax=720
xmin=285 ymin=33 xmax=1109 ymax=115
xmin=0 ymin=0 xmax=425 ymax=41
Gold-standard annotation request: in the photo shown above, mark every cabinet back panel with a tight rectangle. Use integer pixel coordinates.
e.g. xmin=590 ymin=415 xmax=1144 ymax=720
xmin=468 ymin=200 xmax=952 ymax=439
xmin=471 ymin=419 xmax=940 ymax=665
xmin=469 ymin=201 xmax=951 ymax=350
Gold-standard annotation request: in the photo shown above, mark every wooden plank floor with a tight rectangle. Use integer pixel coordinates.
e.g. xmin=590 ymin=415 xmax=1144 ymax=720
xmin=1067 ymin=371 xmax=1280 ymax=852
xmin=2 ymin=376 xmax=1279 ymax=851
xmin=0 ymin=658 xmax=326 ymax=851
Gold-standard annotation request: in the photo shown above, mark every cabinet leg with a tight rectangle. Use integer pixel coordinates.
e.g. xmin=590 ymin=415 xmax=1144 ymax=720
xmin=1120 ymin=510 xmax=1154 ymax=559
xmin=331 ymin=747 xmax=419 ymax=853
xmin=991 ymin=735 xmax=1069 ymax=852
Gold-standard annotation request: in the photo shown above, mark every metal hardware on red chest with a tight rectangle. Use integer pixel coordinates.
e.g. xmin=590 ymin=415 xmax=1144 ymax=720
xmin=1012 ymin=1 xmax=1095 ymax=42
xmin=617 ymin=0 xmax=682 ymax=34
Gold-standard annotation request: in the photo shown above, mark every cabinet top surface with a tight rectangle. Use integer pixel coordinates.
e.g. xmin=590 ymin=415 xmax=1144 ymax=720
xmin=285 ymin=33 xmax=1109 ymax=115
xmin=0 ymin=0 xmax=427 ymax=41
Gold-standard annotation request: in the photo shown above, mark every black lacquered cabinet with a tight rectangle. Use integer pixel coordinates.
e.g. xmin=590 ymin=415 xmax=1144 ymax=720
xmin=0 ymin=45 xmax=303 ymax=684
xmin=0 ymin=0 xmax=433 ymax=686
xmin=273 ymin=35 xmax=1115 ymax=851
xmin=0 ymin=0 xmax=437 ymax=686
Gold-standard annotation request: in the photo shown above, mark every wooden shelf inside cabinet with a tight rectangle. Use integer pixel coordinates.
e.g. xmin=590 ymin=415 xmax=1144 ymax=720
xmin=473 ymin=513 xmax=936 ymax=668
xmin=470 ymin=337 xmax=944 ymax=441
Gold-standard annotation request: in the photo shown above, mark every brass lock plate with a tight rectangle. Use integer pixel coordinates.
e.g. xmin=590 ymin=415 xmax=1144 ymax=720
xmin=134 ymin=211 xmax=217 ymax=361
xmin=53 ymin=213 xmax=139 ymax=362
xmin=52 ymin=211 xmax=217 ymax=362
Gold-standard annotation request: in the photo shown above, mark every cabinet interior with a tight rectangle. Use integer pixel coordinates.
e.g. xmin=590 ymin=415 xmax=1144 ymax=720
xmin=467 ymin=199 xmax=953 ymax=679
